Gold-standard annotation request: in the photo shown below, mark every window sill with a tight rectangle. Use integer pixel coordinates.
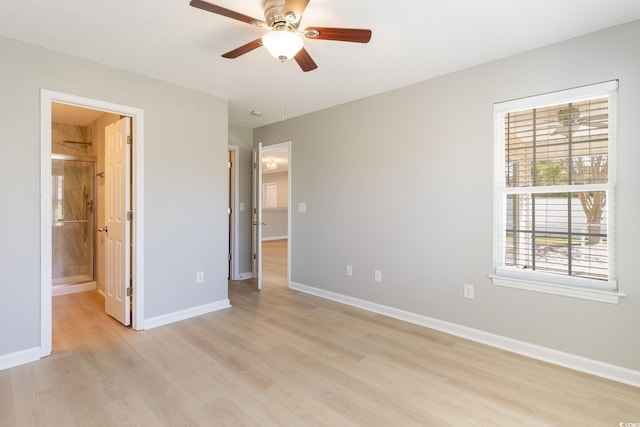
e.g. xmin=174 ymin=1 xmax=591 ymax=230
xmin=489 ymin=274 xmax=624 ymax=304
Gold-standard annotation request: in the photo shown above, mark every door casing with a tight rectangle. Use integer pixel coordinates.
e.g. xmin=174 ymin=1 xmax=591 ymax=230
xmin=252 ymin=144 xmax=263 ymax=289
xmin=40 ymin=90 xmax=145 ymax=357
xmin=228 ymin=145 xmax=239 ymax=280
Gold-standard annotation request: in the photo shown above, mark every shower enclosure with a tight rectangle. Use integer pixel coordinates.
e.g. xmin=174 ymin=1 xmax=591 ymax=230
xmin=51 ymin=155 xmax=96 ymax=288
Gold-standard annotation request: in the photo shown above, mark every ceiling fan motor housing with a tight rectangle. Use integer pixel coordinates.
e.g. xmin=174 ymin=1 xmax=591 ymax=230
xmin=264 ymin=0 xmax=298 ymax=31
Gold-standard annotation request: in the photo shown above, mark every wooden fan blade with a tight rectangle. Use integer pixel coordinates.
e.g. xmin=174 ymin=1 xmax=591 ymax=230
xmin=190 ymin=0 xmax=266 ymax=27
xmin=282 ymin=0 xmax=310 ymax=23
xmin=584 ymin=113 xmax=608 ymax=121
xmin=294 ymin=48 xmax=318 ymax=72
xmin=586 ymin=122 xmax=608 ymax=129
xmin=222 ymin=39 xmax=263 ymax=59
xmin=304 ymin=27 xmax=372 ymax=43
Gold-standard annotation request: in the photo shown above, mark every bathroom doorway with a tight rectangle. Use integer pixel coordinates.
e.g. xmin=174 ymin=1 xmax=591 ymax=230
xmin=40 ymin=90 xmax=145 ymax=358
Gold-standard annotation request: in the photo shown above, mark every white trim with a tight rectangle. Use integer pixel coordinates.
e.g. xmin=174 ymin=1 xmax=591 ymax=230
xmin=289 ymin=281 xmax=640 ymax=388
xmin=237 ymin=272 xmax=253 ymax=280
xmin=262 ymin=235 xmax=288 ymax=241
xmin=41 ymin=90 xmax=146 ymax=360
xmin=494 ymin=80 xmax=619 ymax=113
xmin=40 ymin=96 xmax=53 ymax=357
xmin=490 ymin=273 xmax=623 ymax=304
xmin=0 ymin=347 xmax=41 ymax=371
xmin=143 ymin=299 xmax=231 ymax=330
xmin=504 ymin=183 xmax=610 ymax=195
xmin=228 ymin=145 xmax=240 ymax=280
xmin=52 ymin=282 xmax=97 ymax=296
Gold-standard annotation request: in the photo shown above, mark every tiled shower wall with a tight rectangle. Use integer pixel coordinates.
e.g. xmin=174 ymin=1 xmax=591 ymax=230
xmin=51 ymin=158 xmax=95 ymax=282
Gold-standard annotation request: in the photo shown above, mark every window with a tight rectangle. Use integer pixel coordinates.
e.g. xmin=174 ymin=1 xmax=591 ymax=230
xmin=263 ymin=182 xmax=278 ymax=208
xmin=492 ymin=81 xmax=621 ymax=303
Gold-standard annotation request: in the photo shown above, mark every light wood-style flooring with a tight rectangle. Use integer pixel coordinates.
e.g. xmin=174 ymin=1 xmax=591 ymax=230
xmin=260 ymin=239 xmax=288 ymax=289
xmin=1 ymin=240 xmax=639 ymax=426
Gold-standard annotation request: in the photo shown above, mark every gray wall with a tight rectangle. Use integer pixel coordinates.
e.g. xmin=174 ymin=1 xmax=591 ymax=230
xmin=228 ymin=125 xmax=254 ymax=276
xmin=254 ymin=20 xmax=640 ymax=371
xmin=0 ymin=36 xmax=229 ymax=356
xmin=262 ymin=210 xmax=288 ymax=239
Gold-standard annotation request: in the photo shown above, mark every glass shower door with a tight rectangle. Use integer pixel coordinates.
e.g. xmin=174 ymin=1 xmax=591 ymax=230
xmin=52 ymin=158 xmax=96 ymax=286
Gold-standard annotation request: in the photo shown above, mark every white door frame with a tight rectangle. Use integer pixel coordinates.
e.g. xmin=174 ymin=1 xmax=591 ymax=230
xmin=228 ymin=145 xmax=239 ymax=280
xmin=259 ymin=141 xmax=292 ymax=287
xmin=40 ymin=90 xmax=145 ymax=357
xmin=252 ymin=144 xmax=263 ymax=289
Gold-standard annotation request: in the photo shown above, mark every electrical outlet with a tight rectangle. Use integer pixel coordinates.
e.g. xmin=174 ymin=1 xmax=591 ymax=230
xmin=346 ymin=265 xmax=353 ymax=276
xmin=464 ymin=283 xmax=474 ymax=299
xmin=374 ymin=270 xmax=382 ymax=283
xmin=196 ymin=271 xmax=204 ymax=283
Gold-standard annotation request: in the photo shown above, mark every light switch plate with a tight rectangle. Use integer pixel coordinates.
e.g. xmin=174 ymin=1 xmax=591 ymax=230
xmin=298 ymin=202 xmax=307 ymax=213
xmin=464 ymin=283 xmax=474 ymax=299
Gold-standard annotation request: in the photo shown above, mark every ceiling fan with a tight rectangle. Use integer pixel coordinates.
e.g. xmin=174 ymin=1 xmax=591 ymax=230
xmin=552 ymin=106 xmax=608 ymax=137
xmin=190 ymin=0 xmax=372 ymax=72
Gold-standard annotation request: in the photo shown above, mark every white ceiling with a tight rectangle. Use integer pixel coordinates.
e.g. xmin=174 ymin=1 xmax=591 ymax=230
xmin=1 ymin=1 xmax=638 ymax=129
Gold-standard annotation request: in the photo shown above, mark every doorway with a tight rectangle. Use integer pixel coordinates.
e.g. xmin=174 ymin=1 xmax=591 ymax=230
xmin=252 ymin=141 xmax=291 ymax=290
xmin=40 ymin=90 xmax=145 ymax=358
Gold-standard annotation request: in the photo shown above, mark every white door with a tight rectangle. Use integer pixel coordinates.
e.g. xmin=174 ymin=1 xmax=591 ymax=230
xmin=104 ymin=117 xmax=131 ymax=325
xmin=252 ymin=143 xmax=263 ymax=290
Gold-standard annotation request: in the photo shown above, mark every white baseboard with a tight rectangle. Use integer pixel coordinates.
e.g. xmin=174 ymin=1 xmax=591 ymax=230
xmin=262 ymin=235 xmax=288 ymax=241
xmin=290 ymin=281 xmax=640 ymax=388
xmin=237 ymin=272 xmax=253 ymax=280
xmin=52 ymin=281 xmax=97 ymax=296
xmin=143 ymin=299 xmax=231 ymax=330
xmin=0 ymin=347 xmax=41 ymax=371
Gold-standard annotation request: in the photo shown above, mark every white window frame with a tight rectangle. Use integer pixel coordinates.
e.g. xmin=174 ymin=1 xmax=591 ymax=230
xmin=491 ymin=80 xmax=624 ymax=304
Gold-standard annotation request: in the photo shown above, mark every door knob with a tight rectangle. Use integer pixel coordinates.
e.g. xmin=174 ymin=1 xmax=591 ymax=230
xmin=98 ymin=226 xmax=108 ymax=233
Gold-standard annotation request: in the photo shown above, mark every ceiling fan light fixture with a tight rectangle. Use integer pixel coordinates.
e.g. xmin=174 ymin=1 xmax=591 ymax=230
xmin=265 ymin=159 xmax=278 ymax=171
xmin=262 ymin=30 xmax=303 ymax=61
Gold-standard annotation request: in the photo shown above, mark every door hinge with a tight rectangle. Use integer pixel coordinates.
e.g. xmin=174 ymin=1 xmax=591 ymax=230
xmin=127 ymin=135 xmax=132 ymax=145
xmin=253 ymin=253 xmax=256 ymax=260
xmin=227 ymin=161 xmax=232 ymax=169
xmin=228 ymin=254 xmax=231 ymax=261
xmin=127 ymin=278 xmax=133 ymax=297
xmin=228 ymin=208 xmax=232 ymax=214
xmin=127 ymin=210 xmax=133 ymax=221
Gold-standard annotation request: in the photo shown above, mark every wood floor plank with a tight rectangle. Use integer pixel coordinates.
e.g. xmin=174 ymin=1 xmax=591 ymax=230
xmin=1 ymin=240 xmax=639 ymax=425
